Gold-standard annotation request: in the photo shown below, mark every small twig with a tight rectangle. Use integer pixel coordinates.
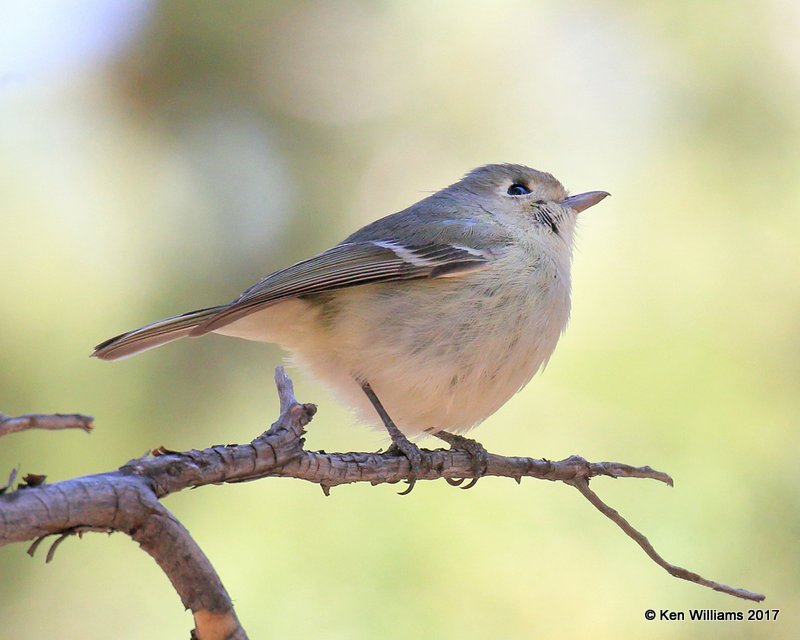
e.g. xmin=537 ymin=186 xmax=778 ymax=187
xmin=0 ymin=468 xmax=18 ymax=495
xmin=0 ymin=412 xmax=94 ymax=437
xmin=569 ymin=477 xmax=765 ymax=602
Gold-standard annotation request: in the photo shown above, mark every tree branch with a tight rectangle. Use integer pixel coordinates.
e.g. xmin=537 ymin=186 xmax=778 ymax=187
xmin=0 ymin=367 xmax=765 ymax=639
xmin=568 ymin=478 xmax=764 ymax=601
xmin=0 ymin=412 xmax=94 ymax=437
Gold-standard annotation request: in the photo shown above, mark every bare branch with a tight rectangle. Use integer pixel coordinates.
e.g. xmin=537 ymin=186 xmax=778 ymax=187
xmin=569 ymin=478 xmax=764 ymax=602
xmin=132 ymin=502 xmax=247 ymax=640
xmin=0 ymin=412 xmax=94 ymax=437
xmin=0 ymin=366 xmax=765 ymax=640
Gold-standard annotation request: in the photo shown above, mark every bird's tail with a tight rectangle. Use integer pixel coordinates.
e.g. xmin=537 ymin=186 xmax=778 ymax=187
xmin=91 ymin=306 xmax=227 ymax=361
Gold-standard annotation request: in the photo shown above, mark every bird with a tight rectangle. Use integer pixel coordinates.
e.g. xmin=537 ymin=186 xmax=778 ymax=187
xmin=93 ymin=163 xmax=608 ymax=490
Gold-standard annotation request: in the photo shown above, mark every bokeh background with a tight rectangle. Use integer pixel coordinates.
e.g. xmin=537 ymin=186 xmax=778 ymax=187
xmin=1 ymin=1 xmax=799 ymax=638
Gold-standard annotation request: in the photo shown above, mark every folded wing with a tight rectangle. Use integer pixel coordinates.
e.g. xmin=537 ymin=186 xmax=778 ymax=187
xmin=193 ymin=240 xmax=491 ymax=335
xmin=93 ymin=240 xmax=491 ymax=360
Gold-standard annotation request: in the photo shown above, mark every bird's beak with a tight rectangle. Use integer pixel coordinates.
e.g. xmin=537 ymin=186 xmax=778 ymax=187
xmin=560 ymin=191 xmax=610 ymax=213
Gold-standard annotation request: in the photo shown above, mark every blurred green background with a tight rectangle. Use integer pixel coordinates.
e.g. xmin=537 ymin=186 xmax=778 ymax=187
xmin=1 ymin=1 xmax=799 ymax=638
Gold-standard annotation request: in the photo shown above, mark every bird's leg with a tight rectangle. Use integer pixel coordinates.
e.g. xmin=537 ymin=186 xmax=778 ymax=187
xmin=434 ymin=431 xmax=488 ymax=490
xmin=360 ymin=381 xmax=423 ymax=495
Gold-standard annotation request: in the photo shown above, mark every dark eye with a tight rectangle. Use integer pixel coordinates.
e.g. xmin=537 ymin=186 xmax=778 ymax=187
xmin=507 ymin=183 xmax=531 ymax=196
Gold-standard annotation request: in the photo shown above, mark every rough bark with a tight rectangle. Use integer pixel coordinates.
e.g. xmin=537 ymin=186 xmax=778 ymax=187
xmin=0 ymin=368 xmax=765 ymax=638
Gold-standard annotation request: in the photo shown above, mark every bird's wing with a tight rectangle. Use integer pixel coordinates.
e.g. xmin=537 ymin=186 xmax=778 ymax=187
xmin=192 ymin=240 xmax=491 ymax=335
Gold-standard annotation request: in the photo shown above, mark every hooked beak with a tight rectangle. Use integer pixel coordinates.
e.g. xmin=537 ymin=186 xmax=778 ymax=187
xmin=560 ymin=191 xmax=610 ymax=213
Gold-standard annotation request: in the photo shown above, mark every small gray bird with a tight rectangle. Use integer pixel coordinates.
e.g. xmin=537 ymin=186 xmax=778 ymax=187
xmin=93 ymin=164 xmax=608 ymax=488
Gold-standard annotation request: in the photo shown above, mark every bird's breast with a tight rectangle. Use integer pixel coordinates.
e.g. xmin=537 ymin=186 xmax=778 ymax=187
xmin=302 ymin=252 xmax=573 ymax=434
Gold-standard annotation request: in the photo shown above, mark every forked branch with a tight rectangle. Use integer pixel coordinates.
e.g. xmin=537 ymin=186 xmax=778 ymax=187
xmin=0 ymin=367 xmax=765 ymax=639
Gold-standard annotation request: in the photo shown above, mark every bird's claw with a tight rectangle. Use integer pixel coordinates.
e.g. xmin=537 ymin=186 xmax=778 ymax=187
xmin=437 ymin=432 xmax=488 ymax=490
xmin=385 ymin=437 xmax=423 ymax=495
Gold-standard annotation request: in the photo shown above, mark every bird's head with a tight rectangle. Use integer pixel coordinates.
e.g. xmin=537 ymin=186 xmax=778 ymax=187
xmin=452 ymin=163 xmax=609 ymax=242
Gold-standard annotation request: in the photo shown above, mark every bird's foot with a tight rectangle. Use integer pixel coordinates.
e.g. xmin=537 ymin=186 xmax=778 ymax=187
xmin=361 ymin=380 xmax=424 ymax=495
xmin=435 ymin=431 xmax=489 ymax=490
xmin=384 ymin=434 xmax=423 ymax=495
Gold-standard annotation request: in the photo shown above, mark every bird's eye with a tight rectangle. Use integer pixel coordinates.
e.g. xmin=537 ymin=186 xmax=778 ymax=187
xmin=507 ymin=183 xmax=531 ymax=196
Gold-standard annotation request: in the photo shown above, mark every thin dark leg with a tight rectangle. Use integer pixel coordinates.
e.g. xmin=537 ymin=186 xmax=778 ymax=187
xmin=434 ymin=431 xmax=488 ymax=490
xmin=361 ymin=381 xmax=423 ymax=495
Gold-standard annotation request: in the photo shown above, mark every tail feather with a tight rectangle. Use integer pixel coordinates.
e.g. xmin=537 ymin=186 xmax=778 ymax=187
xmin=92 ymin=306 xmax=226 ymax=361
